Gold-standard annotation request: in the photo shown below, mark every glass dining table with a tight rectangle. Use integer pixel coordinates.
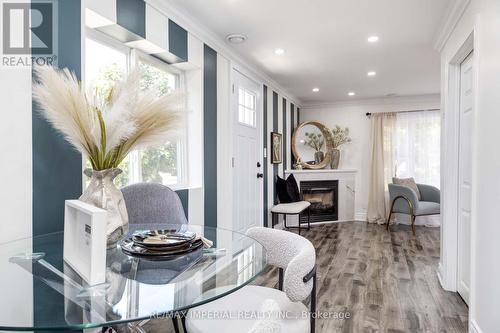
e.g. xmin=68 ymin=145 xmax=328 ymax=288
xmin=0 ymin=224 xmax=266 ymax=332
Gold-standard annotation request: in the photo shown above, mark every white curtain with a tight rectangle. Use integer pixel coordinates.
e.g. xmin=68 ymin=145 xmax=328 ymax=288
xmin=367 ymin=110 xmax=441 ymax=225
xmin=392 ymin=110 xmax=441 ymax=188
xmin=367 ymin=113 xmax=396 ymax=224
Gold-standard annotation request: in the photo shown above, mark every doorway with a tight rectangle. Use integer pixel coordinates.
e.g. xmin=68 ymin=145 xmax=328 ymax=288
xmin=232 ymin=69 xmax=263 ymax=234
xmin=457 ymin=51 xmax=474 ymax=305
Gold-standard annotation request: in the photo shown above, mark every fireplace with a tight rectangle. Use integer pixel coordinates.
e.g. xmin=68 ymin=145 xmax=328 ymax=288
xmin=300 ymin=180 xmax=339 ymax=223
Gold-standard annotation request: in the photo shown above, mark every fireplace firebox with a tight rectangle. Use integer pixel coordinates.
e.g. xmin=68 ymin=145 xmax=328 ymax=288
xmin=300 ymin=180 xmax=339 ymax=223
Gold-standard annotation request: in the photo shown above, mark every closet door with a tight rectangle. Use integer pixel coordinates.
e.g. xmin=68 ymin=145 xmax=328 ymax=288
xmin=457 ymin=51 xmax=474 ymax=305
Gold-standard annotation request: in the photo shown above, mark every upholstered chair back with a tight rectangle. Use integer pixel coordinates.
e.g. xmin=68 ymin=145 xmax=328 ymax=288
xmin=121 ymin=183 xmax=187 ymax=225
xmin=246 ymin=227 xmax=316 ymax=302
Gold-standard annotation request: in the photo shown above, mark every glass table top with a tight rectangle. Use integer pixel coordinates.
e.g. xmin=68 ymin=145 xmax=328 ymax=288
xmin=0 ymin=224 xmax=266 ymax=331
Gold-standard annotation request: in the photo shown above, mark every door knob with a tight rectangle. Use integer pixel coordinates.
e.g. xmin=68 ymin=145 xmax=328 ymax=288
xmin=257 ymin=173 xmax=264 ymax=178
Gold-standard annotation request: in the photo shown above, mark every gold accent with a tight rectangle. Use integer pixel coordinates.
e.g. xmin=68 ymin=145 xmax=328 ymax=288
xmin=292 ymin=121 xmax=334 ymax=169
xmin=386 ymin=195 xmax=416 ymax=235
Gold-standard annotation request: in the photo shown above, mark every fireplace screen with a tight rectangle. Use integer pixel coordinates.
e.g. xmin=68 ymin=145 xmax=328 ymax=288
xmin=300 ymin=180 xmax=338 ymax=223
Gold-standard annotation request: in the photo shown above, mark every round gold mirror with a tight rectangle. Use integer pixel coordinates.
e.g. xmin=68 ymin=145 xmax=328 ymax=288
xmin=292 ymin=121 xmax=333 ymax=169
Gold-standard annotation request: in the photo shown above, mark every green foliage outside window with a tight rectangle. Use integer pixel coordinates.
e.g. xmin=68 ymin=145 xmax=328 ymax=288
xmin=139 ymin=61 xmax=178 ymax=185
xmin=88 ymin=59 xmax=179 ymax=187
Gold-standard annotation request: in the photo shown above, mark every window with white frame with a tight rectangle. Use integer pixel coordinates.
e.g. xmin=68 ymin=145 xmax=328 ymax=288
xmin=238 ymin=87 xmax=256 ymax=127
xmin=84 ymin=30 xmax=187 ymax=189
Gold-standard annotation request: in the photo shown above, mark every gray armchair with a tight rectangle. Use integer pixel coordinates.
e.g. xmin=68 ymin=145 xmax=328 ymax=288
xmin=121 ymin=182 xmax=187 ymax=225
xmin=386 ymin=183 xmax=440 ymax=235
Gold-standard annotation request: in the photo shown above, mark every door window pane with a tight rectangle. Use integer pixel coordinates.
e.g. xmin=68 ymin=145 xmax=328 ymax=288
xmin=237 ymin=88 xmax=256 ymax=127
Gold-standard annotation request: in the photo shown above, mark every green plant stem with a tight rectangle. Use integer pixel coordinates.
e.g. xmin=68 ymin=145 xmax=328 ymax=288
xmin=96 ymin=109 xmax=107 ymax=170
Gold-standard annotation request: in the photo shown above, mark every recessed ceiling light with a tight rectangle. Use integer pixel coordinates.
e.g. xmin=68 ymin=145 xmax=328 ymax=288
xmin=312 ymin=88 xmax=320 ymax=92
xmin=274 ymin=48 xmax=285 ymax=55
xmin=367 ymin=71 xmax=377 ymax=76
xmin=226 ymin=34 xmax=247 ymax=44
xmin=348 ymin=92 xmax=356 ymax=96
xmin=368 ymin=36 xmax=379 ymax=43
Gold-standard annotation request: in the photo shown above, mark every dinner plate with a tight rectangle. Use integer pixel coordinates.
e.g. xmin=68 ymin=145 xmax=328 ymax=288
xmin=131 ymin=229 xmax=196 ymax=248
xmin=120 ymin=237 xmax=204 ymax=259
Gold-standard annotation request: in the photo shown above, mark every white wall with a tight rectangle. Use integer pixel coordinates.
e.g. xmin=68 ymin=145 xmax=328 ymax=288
xmin=216 ymin=54 xmax=232 ymax=232
xmin=0 ymin=67 xmax=32 ymax=243
xmin=440 ymin=0 xmax=500 ymax=331
xmin=301 ymin=94 xmax=440 ymax=221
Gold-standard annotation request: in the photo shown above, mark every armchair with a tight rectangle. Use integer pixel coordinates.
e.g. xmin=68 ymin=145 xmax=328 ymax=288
xmin=386 ymin=183 xmax=440 ymax=235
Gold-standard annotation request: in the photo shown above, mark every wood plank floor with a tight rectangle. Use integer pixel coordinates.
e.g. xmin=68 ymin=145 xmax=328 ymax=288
xmin=145 ymin=221 xmax=468 ymax=333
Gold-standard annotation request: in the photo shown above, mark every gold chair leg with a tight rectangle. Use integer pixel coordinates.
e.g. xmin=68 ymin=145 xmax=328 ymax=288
xmin=387 ymin=195 xmax=414 ymax=234
xmin=386 ymin=198 xmax=398 ymax=231
xmin=386 ymin=210 xmax=393 ymax=231
xmin=411 ymin=215 xmax=416 ymax=236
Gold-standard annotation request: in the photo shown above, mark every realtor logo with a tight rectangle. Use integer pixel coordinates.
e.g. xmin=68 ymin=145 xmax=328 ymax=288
xmin=2 ymin=2 xmax=53 ymax=55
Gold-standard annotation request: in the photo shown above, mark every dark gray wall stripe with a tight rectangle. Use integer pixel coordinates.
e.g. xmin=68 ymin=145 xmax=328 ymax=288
xmin=175 ymin=189 xmax=189 ymax=219
xmin=290 ymin=103 xmax=295 ymax=165
xmin=297 ymin=107 xmax=300 ymax=126
xmin=168 ymin=19 xmax=188 ymax=62
xmin=282 ymin=98 xmax=287 ymax=173
xmin=32 ymin=0 xmax=82 ymax=237
xmin=203 ymin=44 xmax=217 ymax=242
xmin=263 ymin=85 xmax=268 ymax=227
xmin=116 ymin=0 xmax=145 ymax=39
xmin=272 ymin=91 xmax=278 ymax=205
xmin=34 ymin=2 xmax=82 ymax=329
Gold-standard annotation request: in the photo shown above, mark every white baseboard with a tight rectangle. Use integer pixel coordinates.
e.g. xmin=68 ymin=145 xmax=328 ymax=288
xmin=310 ymin=219 xmax=355 ymax=225
xmin=436 ymin=262 xmax=448 ymax=290
xmin=355 ymin=212 xmax=367 ymax=221
xmin=470 ymin=319 xmax=483 ymax=333
xmin=275 ymin=219 xmax=358 ymax=229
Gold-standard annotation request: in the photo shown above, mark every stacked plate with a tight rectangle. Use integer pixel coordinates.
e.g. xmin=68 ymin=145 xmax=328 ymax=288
xmin=120 ymin=229 xmax=204 ymax=259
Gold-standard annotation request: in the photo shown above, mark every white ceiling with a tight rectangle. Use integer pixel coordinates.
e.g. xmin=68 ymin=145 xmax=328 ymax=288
xmin=169 ymin=0 xmax=451 ymax=105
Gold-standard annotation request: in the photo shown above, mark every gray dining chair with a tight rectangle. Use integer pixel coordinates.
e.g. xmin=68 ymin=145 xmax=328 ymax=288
xmin=185 ymin=227 xmax=317 ymax=333
xmin=120 ymin=182 xmax=188 ymax=333
xmin=121 ymin=182 xmax=187 ymax=225
xmin=386 ymin=183 xmax=440 ymax=235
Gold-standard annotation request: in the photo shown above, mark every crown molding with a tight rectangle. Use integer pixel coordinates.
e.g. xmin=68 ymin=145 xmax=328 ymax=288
xmin=433 ymin=0 xmax=471 ymax=52
xmin=301 ymin=94 xmax=440 ymax=110
xmin=146 ymin=0 xmax=302 ymax=106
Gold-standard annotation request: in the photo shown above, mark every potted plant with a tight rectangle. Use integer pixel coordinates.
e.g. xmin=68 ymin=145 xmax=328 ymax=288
xmin=330 ymin=125 xmax=352 ymax=169
xmin=33 ymin=67 xmax=182 ymax=246
xmin=303 ymin=131 xmax=325 ymax=164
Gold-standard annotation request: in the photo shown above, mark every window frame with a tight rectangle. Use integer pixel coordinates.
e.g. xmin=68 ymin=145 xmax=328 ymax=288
xmin=237 ymin=86 xmax=257 ymax=128
xmin=131 ymin=49 xmax=189 ymax=189
xmin=84 ymin=29 xmax=189 ymax=190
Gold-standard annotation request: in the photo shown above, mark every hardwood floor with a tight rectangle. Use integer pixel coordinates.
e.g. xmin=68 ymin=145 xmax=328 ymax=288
xmin=145 ymin=221 xmax=468 ymax=333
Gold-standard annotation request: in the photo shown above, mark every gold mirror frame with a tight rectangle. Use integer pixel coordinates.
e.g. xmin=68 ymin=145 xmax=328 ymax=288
xmin=291 ymin=121 xmax=334 ymax=169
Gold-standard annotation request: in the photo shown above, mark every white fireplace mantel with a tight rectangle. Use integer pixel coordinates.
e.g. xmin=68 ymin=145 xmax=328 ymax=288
xmin=284 ymin=169 xmax=357 ymax=223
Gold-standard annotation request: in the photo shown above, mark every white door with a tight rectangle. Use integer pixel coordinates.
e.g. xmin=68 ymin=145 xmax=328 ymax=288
xmin=232 ymin=70 xmax=263 ymax=233
xmin=457 ymin=51 xmax=473 ymax=305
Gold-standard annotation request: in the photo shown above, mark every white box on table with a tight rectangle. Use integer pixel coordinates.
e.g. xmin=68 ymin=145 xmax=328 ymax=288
xmin=63 ymin=200 xmax=107 ymax=285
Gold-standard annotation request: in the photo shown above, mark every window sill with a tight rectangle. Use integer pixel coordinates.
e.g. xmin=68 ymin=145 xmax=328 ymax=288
xmin=168 ymin=184 xmax=202 ymax=192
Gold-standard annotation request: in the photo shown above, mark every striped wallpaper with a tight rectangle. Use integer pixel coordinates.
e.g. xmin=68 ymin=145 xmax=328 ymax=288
xmin=28 ymin=0 xmax=300 ymax=238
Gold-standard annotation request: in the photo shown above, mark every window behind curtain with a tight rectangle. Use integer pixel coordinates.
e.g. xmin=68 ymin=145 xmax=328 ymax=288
xmin=392 ymin=110 xmax=441 ymax=188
